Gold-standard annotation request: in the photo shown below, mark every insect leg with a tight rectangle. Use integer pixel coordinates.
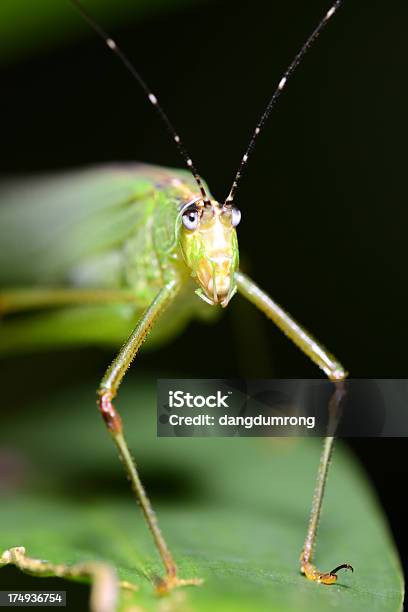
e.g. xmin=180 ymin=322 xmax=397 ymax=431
xmin=235 ymin=271 xmax=353 ymax=584
xmin=97 ymin=279 xmax=202 ymax=593
xmin=0 ymin=288 xmax=141 ymax=315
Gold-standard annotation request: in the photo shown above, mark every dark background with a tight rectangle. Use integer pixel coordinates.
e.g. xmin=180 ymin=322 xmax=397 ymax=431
xmin=1 ymin=0 xmax=407 ymax=603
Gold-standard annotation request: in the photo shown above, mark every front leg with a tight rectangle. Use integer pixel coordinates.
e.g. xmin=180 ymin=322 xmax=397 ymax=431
xmin=235 ymin=271 xmax=353 ymax=584
xmin=97 ymin=279 xmax=201 ymax=593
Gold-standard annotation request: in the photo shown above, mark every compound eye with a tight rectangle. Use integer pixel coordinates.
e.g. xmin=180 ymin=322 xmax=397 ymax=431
xmin=182 ymin=208 xmax=199 ymax=230
xmin=231 ymin=207 xmax=241 ymax=227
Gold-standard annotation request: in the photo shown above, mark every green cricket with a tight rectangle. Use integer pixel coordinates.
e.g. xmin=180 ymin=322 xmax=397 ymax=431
xmin=0 ymin=0 xmax=353 ymax=593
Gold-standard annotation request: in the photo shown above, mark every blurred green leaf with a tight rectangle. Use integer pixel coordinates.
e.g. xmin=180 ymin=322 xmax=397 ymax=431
xmin=0 ymin=380 xmax=404 ymax=611
xmin=0 ymin=0 xmax=205 ymax=64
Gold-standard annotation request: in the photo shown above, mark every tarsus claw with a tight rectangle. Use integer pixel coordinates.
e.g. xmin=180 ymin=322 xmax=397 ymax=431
xmin=329 ymin=563 xmax=354 ymax=577
xmin=301 ymin=559 xmax=354 ymax=585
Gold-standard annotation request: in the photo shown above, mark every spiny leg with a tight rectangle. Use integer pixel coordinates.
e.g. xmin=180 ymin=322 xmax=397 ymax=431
xmin=1 ymin=546 xmax=127 ymax=612
xmin=1 ymin=284 xmax=201 ymax=589
xmin=299 ymin=382 xmax=353 ymax=584
xmin=97 ymin=279 xmax=201 ymax=593
xmin=236 ymin=271 xmax=353 ymax=584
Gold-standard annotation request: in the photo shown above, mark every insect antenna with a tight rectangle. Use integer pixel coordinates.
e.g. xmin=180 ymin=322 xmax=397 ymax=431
xmin=69 ymin=0 xmax=210 ymax=204
xmin=224 ymin=0 xmax=344 ymax=205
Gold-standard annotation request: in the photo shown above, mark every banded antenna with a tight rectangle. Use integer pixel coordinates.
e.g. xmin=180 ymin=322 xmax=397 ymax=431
xmin=224 ymin=0 xmax=344 ymax=205
xmin=69 ymin=0 xmax=211 ymax=204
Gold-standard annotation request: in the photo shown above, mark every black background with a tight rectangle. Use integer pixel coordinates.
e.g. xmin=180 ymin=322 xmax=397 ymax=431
xmin=1 ymin=0 xmax=407 ymax=604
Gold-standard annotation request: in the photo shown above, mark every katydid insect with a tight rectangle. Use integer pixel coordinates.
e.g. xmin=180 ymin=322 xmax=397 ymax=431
xmin=0 ymin=0 xmax=354 ymax=593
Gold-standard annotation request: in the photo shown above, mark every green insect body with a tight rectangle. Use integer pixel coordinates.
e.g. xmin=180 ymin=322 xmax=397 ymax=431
xmin=0 ymin=0 xmax=354 ymax=595
xmin=0 ymin=164 xmax=230 ymax=353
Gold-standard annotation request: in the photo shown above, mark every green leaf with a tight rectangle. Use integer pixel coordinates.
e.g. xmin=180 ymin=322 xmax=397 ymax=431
xmin=0 ymin=380 xmax=403 ymax=611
